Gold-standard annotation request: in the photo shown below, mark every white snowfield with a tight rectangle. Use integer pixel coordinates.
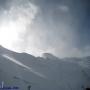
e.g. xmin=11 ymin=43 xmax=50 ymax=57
xmin=0 ymin=46 xmax=90 ymax=90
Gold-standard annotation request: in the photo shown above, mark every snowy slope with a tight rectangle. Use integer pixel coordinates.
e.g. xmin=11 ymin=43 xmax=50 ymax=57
xmin=0 ymin=46 xmax=90 ymax=90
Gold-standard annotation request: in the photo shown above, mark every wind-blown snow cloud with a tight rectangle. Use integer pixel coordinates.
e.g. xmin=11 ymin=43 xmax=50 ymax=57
xmin=0 ymin=0 xmax=90 ymax=58
xmin=21 ymin=0 xmax=90 ymax=58
xmin=0 ymin=0 xmax=38 ymax=52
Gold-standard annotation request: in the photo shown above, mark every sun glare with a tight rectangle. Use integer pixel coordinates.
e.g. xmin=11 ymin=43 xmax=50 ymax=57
xmin=0 ymin=21 xmax=20 ymax=50
xmin=0 ymin=1 xmax=38 ymax=53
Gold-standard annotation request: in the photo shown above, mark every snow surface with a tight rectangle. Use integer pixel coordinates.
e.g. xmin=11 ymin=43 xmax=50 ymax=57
xmin=0 ymin=46 xmax=90 ymax=90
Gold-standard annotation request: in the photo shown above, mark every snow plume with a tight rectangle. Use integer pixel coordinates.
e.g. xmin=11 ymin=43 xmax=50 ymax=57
xmin=0 ymin=0 xmax=38 ymax=52
xmin=0 ymin=0 xmax=89 ymax=58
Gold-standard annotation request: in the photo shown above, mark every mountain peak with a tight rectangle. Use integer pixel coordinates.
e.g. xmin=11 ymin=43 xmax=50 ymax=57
xmin=42 ymin=53 xmax=59 ymax=60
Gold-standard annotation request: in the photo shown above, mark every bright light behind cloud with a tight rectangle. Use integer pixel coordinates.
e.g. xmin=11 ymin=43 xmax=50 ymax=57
xmin=0 ymin=0 xmax=38 ymax=52
xmin=0 ymin=0 xmax=89 ymax=58
xmin=0 ymin=21 xmax=20 ymax=49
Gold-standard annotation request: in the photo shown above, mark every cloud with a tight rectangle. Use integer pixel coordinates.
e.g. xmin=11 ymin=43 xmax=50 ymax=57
xmin=22 ymin=0 xmax=90 ymax=58
xmin=0 ymin=0 xmax=38 ymax=52
xmin=58 ymin=5 xmax=69 ymax=12
xmin=0 ymin=0 xmax=8 ymax=9
xmin=47 ymin=46 xmax=90 ymax=58
xmin=0 ymin=0 xmax=90 ymax=58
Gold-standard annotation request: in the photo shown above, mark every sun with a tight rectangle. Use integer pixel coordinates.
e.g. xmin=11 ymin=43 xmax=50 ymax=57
xmin=0 ymin=0 xmax=38 ymax=54
xmin=0 ymin=20 xmax=21 ymax=51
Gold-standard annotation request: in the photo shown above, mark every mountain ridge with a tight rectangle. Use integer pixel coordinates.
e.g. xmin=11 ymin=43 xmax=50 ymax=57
xmin=0 ymin=45 xmax=90 ymax=90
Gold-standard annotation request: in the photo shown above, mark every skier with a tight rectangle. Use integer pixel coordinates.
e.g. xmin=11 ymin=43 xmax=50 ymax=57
xmin=27 ymin=85 xmax=31 ymax=90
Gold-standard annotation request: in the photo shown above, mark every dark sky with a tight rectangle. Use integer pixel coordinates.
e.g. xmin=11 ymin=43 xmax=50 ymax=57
xmin=0 ymin=0 xmax=90 ymax=58
xmin=31 ymin=0 xmax=90 ymax=47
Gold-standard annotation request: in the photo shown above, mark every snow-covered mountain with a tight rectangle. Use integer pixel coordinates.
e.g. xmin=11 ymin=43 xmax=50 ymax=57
xmin=0 ymin=46 xmax=90 ymax=90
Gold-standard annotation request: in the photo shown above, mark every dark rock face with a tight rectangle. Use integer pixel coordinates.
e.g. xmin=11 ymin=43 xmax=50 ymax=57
xmin=86 ymin=88 xmax=90 ymax=90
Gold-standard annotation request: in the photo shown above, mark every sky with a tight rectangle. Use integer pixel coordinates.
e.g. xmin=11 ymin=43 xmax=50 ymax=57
xmin=0 ymin=0 xmax=90 ymax=58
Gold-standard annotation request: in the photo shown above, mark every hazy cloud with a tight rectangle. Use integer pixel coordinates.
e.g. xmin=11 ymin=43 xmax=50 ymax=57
xmin=0 ymin=0 xmax=90 ymax=58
